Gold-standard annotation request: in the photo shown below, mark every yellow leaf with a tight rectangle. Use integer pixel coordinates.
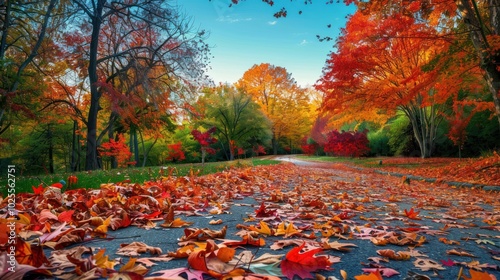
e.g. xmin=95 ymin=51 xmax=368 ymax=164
xmin=119 ymin=258 xmax=148 ymax=275
xmin=249 ymin=221 xmax=273 ymax=235
xmin=161 ymin=217 xmax=194 ymax=228
xmin=341 ymin=270 xmax=348 ymax=280
xmin=275 ymin=221 xmax=301 ymax=237
xmin=95 ymin=249 xmax=116 ymax=269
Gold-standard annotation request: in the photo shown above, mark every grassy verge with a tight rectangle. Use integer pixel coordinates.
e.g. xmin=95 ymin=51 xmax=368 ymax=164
xmin=295 ymin=155 xmax=383 ymax=167
xmin=0 ymin=158 xmax=280 ymax=195
xmin=295 ymin=155 xmax=461 ymax=169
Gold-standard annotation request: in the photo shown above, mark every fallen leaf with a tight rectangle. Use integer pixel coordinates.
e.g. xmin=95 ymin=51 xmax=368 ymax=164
xmin=280 ymin=242 xmax=332 ymax=279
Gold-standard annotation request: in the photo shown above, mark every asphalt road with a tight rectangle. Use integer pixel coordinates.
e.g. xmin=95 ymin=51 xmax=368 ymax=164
xmin=44 ymin=158 xmax=500 ymax=279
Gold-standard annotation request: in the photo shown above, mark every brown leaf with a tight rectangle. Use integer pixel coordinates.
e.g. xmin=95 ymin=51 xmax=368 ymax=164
xmin=413 ymin=258 xmax=445 ymax=271
xmin=117 ymin=242 xmax=162 ymax=256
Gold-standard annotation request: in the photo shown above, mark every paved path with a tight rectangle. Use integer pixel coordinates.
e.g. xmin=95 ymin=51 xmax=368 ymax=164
xmin=35 ymin=159 xmax=500 ymax=279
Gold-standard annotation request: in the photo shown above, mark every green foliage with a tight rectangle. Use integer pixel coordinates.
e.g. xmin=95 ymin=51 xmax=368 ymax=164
xmin=13 ymin=121 xmax=74 ymax=175
xmin=368 ymin=128 xmax=392 ymax=156
xmin=387 ymin=115 xmax=419 ymax=156
xmin=463 ymin=111 xmax=500 ymax=156
xmin=197 ymin=85 xmax=272 ymax=160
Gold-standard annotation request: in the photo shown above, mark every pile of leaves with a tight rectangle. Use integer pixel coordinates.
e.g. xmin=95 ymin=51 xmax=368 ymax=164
xmin=376 ymin=153 xmax=500 ymax=186
xmin=1 ymin=162 xmax=499 ymax=279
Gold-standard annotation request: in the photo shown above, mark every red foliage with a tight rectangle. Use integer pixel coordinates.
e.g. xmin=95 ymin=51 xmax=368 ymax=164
xmin=323 ymin=130 xmax=370 ymax=157
xmin=191 ymin=127 xmax=217 ymax=163
xmin=98 ymin=134 xmax=134 ymax=168
xmin=191 ymin=127 xmax=217 ymax=147
xmin=253 ymin=145 xmax=267 ymax=155
xmin=446 ymin=104 xmax=472 ymax=149
xmin=166 ymin=142 xmax=185 ymax=162
xmin=301 ymin=137 xmax=319 ymax=155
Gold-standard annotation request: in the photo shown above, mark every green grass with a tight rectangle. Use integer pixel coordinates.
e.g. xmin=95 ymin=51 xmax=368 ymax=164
xmin=295 ymin=155 xmax=382 ymax=166
xmin=0 ymin=158 xmax=280 ymax=195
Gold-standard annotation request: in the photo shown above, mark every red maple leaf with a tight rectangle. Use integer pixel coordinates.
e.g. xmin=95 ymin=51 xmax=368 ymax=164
xmin=255 ymin=202 xmax=276 ymax=217
xmin=404 ymin=208 xmax=421 ymax=220
xmin=32 ymin=185 xmax=44 ymax=195
xmin=281 ymin=242 xmax=332 ymax=279
xmin=440 ymin=258 xmax=455 ymax=267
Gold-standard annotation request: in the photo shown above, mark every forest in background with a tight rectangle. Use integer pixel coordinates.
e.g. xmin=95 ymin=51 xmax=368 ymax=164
xmin=1 ymin=0 xmax=500 ymax=175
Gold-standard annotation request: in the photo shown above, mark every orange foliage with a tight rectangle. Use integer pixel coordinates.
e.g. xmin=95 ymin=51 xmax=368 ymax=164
xmin=98 ymin=134 xmax=134 ymax=167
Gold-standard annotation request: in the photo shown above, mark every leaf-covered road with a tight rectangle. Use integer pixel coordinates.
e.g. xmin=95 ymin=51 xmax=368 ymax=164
xmin=1 ymin=160 xmax=499 ymax=279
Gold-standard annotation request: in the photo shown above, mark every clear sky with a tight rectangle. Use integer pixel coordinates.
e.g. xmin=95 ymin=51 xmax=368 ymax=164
xmin=176 ymin=0 xmax=356 ymax=87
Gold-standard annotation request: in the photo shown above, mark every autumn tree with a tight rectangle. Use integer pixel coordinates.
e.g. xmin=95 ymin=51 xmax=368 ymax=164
xmin=98 ymin=134 xmax=133 ymax=168
xmin=316 ymin=10 xmax=466 ymax=158
xmin=67 ymin=0 xmax=209 ymax=170
xmin=323 ymin=130 xmax=370 ymax=157
xmin=0 ymin=0 xmax=67 ymax=137
xmin=191 ymin=127 xmax=217 ymax=164
xmin=197 ymin=84 xmax=271 ymax=161
xmin=250 ymin=0 xmax=500 ymax=127
xmin=237 ymin=63 xmax=311 ymax=155
xmin=166 ymin=142 xmax=186 ymax=163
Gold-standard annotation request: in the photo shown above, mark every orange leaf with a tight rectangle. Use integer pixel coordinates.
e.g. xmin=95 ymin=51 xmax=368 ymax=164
xmin=355 ymin=270 xmax=384 ymax=280
xmin=58 ymin=210 xmax=75 ymax=223
xmin=187 ymin=250 xmax=208 ymax=272
xmin=216 ymin=247 xmax=235 ymax=262
xmin=404 ymin=208 xmax=421 ymax=220
xmin=461 ymin=269 xmax=496 ymax=280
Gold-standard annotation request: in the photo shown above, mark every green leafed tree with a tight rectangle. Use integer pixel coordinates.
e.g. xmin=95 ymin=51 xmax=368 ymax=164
xmin=197 ymin=84 xmax=271 ymax=161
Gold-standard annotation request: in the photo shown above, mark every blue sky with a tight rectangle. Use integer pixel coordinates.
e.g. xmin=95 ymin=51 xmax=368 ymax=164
xmin=177 ymin=0 xmax=356 ymax=87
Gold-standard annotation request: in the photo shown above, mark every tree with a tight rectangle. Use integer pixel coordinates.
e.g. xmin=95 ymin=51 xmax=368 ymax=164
xmin=166 ymin=142 xmax=186 ymax=162
xmin=98 ymin=134 xmax=133 ymax=168
xmin=197 ymin=84 xmax=271 ymax=161
xmin=250 ymin=0 xmax=500 ymax=127
xmin=237 ymin=63 xmax=310 ymax=155
xmin=191 ymin=127 xmax=217 ymax=164
xmin=316 ymin=11 xmax=460 ymax=157
xmin=446 ymin=104 xmax=473 ymax=159
xmin=68 ymin=0 xmax=209 ymax=170
xmin=0 ymin=0 xmax=66 ymax=136
xmin=323 ymin=130 xmax=370 ymax=157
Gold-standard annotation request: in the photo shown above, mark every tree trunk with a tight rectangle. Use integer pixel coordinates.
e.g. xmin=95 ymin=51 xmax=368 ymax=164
xmin=84 ymin=0 xmax=105 ymax=171
xmin=108 ymin=116 xmax=117 ymax=169
xmin=402 ymin=102 xmax=440 ymax=158
xmin=130 ymin=126 xmax=139 ymax=166
xmin=271 ymin=134 xmax=278 ymax=155
xmin=201 ymin=148 xmax=206 ymax=165
xmin=71 ymin=120 xmax=78 ymax=171
xmin=47 ymin=124 xmax=54 ymax=174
